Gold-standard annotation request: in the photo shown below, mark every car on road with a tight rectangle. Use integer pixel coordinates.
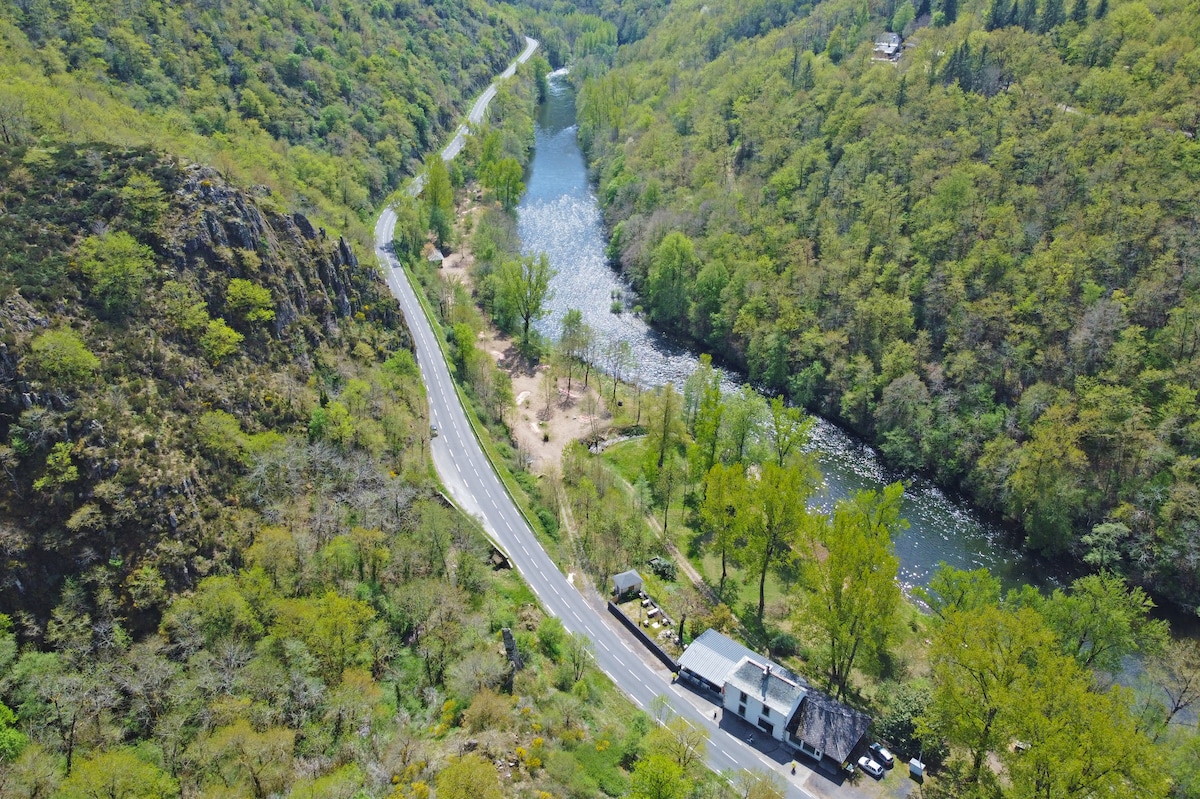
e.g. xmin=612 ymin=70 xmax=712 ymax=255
xmin=430 ymin=425 xmax=438 ymax=438
xmin=857 ymin=755 xmax=885 ymax=779
xmin=869 ymin=742 xmax=895 ymax=767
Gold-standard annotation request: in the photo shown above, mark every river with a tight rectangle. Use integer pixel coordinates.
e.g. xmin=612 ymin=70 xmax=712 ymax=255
xmin=517 ymin=71 xmax=1044 ymax=596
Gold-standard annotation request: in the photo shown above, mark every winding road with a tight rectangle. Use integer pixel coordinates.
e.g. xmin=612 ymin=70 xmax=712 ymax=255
xmin=373 ymin=38 xmax=825 ymax=799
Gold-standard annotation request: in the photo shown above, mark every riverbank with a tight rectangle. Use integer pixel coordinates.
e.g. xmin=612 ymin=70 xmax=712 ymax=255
xmin=435 ymin=203 xmax=608 ymax=475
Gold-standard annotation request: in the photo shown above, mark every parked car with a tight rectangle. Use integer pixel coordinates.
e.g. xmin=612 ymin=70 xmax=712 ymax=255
xmin=857 ymin=755 xmax=885 ymax=779
xmin=869 ymin=742 xmax=895 ymax=767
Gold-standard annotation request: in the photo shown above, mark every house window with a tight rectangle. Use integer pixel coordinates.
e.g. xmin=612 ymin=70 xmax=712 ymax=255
xmin=739 ymin=691 xmax=748 ymax=703
xmin=762 ymin=706 xmax=770 ymax=717
xmin=738 ymin=703 xmax=746 ymax=717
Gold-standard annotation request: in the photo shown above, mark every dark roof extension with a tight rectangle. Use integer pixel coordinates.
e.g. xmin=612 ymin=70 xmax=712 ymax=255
xmin=786 ymin=690 xmax=872 ymax=764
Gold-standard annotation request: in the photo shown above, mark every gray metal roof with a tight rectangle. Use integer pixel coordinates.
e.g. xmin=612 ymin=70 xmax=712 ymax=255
xmin=612 ymin=569 xmax=644 ymax=594
xmin=726 ymin=657 xmax=807 ymax=717
xmin=678 ymin=629 xmax=801 ymax=688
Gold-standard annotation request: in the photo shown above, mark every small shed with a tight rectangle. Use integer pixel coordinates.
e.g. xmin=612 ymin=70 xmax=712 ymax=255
xmin=612 ymin=569 xmax=644 ymax=598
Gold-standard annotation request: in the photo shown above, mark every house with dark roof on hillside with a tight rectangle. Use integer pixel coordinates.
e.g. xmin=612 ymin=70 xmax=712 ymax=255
xmin=873 ymin=32 xmax=902 ymax=60
xmin=678 ymin=629 xmax=871 ymax=772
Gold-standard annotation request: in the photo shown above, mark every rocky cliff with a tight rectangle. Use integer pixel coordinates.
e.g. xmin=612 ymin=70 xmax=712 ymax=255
xmin=0 ymin=144 xmax=413 ymax=634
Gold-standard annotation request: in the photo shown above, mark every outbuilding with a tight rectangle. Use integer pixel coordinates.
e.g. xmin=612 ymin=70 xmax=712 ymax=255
xmin=611 ymin=569 xmax=644 ymax=599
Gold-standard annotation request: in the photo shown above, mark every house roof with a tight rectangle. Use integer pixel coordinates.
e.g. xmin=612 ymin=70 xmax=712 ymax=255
xmin=726 ymin=657 xmax=807 ymax=717
xmin=612 ymin=569 xmax=644 ymax=594
xmin=678 ymin=629 xmax=801 ymax=689
xmin=786 ymin=690 xmax=872 ymax=764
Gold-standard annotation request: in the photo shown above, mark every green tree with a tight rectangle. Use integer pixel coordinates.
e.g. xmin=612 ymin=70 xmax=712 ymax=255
xmin=701 ymin=463 xmax=746 ymax=598
xmin=924 ymin=604 xmax=1055 ymax=784
xmin=33 ymin=441 xmax=78 ymax=492
xmin=424 ymin=155 xmax=454 ymax=251
xmin=1040 ymin=0 xmax=1065 ymax=30
xmin=24 ymin=328 xmax=100 ymax=389
xmin=630 ymin=752 xmax=689 ymax=799
xmin=806 ymin=483 xmax=905 ymax=698
xmin=118 ymin=172 xmax=167 ymax=236
xmin=1039 ymin=572 xmax=1168 ymax=673
xmin=199 ymin=318 xmax=244 ymax=364
xmin=686 ymin=355 xmax=724 ymax=478
xmin=746 ymin=460 xmax=817 ymax=621
xmin=226 ymin=278 xmax=276 ymax=326
xmin=559 ymin=308 xmax=590 ymax=394
xmin=188 ymin=720 xmax=294 ymax=799
xmin=646 ymin=232 xmax=697 ymax=332
xmin=644 ymin=383 xmax=684 ymax=472
xmin=564 ymin=631 xmax=596 ymax=683
xmin=915 ymin=564 xmax=1001 ymax=620
xmin=308 ymin=400 xmax=356 ymax=451
xmin=58 ymin=748 xmax=178 ymax=799
xmin=0 ymin=700 xmax=28 ymax=762
xmin=77 ymin=231 xmax=154 ymax=318
xmin=160 ymin=280 xmax=210 ymax=338
xmin=161 ymin=574 xmax=265 ymax=649
xmin=656 ymin=452 xmax=686 ymax=536
xmin=723 ymin=386 xmax=766 ymax=465
xmin=893 ymin=0 xmax=917 ymax=31
xmin=767 ymin=396 xmax=811 ymax=468
xmin=1007 ymin=403 xmax=1087 ymax=553
xmin=647 ymin=715 xmax=708 ymax=775
xmin=496 ymin=253 xmax=554 ymax=353
xmin=1004 ymin=655 xmax=1169 ymax=799
xmin=391 ymin=194 xmax=426 ymax=263
xmin=482 ymin=156 xmax=524 ymax=211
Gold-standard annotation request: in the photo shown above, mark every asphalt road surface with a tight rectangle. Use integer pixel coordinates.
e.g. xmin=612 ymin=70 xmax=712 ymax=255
xmin=373 ymin=39 xmax=823 ymax=799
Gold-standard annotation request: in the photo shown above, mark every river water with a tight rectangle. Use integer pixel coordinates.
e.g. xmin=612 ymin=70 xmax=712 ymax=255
xmin=517 ymin=72 xmax=1043 ymax=595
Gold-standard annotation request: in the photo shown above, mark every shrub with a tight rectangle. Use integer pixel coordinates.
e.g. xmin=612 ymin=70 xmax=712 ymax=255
xmin=24 ymin=328 xmax=100 ymax=389
xmin=200 ymin=318 xmax=243 ymax=364
xmin=77 ymin=230 xmax=154 ymax=317
xmin=226 ymin=278 xmax=275 ymax=325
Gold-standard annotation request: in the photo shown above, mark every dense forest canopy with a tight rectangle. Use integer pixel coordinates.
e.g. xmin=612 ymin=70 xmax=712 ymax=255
xmin=0 ymin=0 xmax=523 ymax=245
xmin=576 ymin=0 xmax=1200 ymax=609
xmin=2 ymin=0 xmax=1200 ymax=794
xmin=0 ymin=1 xmax=635 ymax=795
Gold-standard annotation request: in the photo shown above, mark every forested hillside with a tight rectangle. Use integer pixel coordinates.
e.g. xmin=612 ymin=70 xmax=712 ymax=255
xmin=0 ymin=0 xmax=523 ymax=244
xmin=577 ymin=0 xmax=1200 ymax=609
xmin=0 ymin=0 xmax=667 ymax=793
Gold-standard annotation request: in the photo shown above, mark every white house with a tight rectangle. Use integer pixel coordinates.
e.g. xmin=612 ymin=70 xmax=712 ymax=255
xmin=722 ymin=657 xmax=807 ymax=742
xmin=678 ymin=629 xmax=872 ymax=771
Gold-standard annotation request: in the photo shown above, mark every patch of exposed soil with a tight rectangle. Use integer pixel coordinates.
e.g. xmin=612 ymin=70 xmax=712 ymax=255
xmin=437 ymin=203 xmax=609 ymax=475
